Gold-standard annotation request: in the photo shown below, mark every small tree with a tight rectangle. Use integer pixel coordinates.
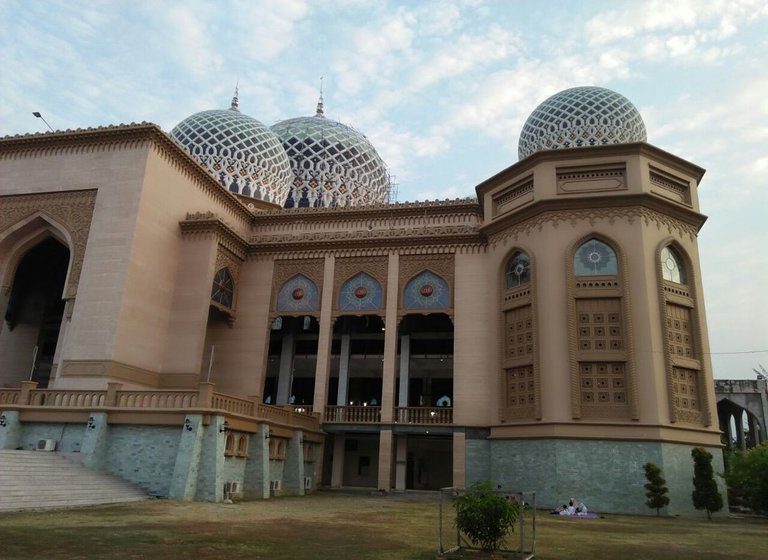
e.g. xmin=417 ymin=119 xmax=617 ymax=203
xmin=725 ymin=442 xmax=768 ymax=512
xmin=691 ymin=447 xmax=723 ymax=520
xmin=643 ymin=462 xmax=670 ymax=515
xmin=454 ymin=481 xmax=519 ymax=553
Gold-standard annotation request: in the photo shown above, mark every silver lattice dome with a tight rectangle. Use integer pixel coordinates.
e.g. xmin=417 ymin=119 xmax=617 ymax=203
xmin=271 ymin=102 xmax=390 ymax=208
xmin=518 ymin=86 xmax=647 ymax=160
xmin=171 ymin=106 xmax=292 ymax=205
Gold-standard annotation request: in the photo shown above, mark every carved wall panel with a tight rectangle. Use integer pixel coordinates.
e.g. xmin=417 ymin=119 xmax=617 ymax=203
xmin=398 ymin=253 xmax=454 ymax=314
xmin=333 ymin=256 xmax=388 ymax=313
xmin=0 ymin=189 xmax=96 ymax=298
xmin=271 ymin=259 xmax=324 ymax=316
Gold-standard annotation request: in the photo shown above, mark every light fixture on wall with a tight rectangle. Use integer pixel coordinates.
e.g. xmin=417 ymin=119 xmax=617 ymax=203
xmin=219 ymin=420 xmax=229 ymax=433
xmin=0 ymin=414 xmax=7 ymax=428
xmin=184 ymin=418 xmax=193 ymax=432
xmin=87 ymin=416 xmax=96 ymax=430
xmin=265 ymin=429 xmax=272 ymax=440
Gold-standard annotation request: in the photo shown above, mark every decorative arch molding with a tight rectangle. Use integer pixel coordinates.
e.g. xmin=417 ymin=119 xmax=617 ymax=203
xmin=654 ymin=237 xmax=710 ymax=426
xmin=337 ymin=272 xmax=383 ymax=313
xmin=398 ymin=253 xmax=454 ymax=315
xmin=498 ymin=244 xmax=542 ymax=422
xmin=0 ymin=190 xmax=95 ymax=298
xmin=566 ymin=232 xmax=639 ymax=421
xmin=333 ymin=256 xmax=388 ymax=315
xmin=276 ymin=274 xmax=320 ymax=314
xmin=488 ymin=206 xmax=700 ymax=249
xmin=271 ymin=259 xmax=324 ymax=317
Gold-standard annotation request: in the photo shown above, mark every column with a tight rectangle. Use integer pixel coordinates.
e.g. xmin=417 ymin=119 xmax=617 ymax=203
xmin=169 ymin=414 xmax=204 ymax=500
xmin=397 ymin=334 xmax=410 ymax=419
xmin=81 ymin=412 xmax=109 ymax=470
xmin=452 ymin=430 xmax=466 ymax=489
xmin=244 ymin=424 xmax=271 ymax=499
xmin=331 ymin=434 xmax=345 ymax=488
xmin=283 ymin=430 xmax=306 ymax=496
xmin=336 ymin=334 xmax=351 ymax=407
xmin=377 ymin=429 xmax=394 ymax=491
xmin=195 ymin=415 xmax=227 ymax=502
xmin=313 ymin=256 xmax=335 ymax=418
xmin=394 ymin=434 xmax=407 ymax=490
xmin=276 ymin=332 xmax=295 ymax=405
xmin=0 ymin=410 xmax=21 ymax=449
xmin=380 ymin=253 xmax=399 ymax=423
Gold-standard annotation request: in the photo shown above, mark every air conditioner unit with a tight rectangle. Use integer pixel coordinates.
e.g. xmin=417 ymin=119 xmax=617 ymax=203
xmin=224 ymin=481 xmax=241 ymax=495
xmin=303 ymin=477 xmax=312 ymax=490
xmin=37 ymin=439 xmax=57 ymax=451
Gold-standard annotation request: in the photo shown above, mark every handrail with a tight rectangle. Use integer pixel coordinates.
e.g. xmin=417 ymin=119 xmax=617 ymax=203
xmin=0 ymin=385 xmax=320 ymax=432
xmin=324 ymin=405 xmax=381 ymax=423
xmin=394 ymin=406 xmax=452 ymax=424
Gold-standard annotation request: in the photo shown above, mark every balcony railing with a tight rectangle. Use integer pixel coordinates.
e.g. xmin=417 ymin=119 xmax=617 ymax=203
xmin=0 ymin=382 xmax=320 ymax=432
xmin=324 ymin=405 xmax=382 ymax=423
xmin=395 ymin=406 xmax=452 ymax=425
xmin=322 ymin=405 xmax=453 ymax=425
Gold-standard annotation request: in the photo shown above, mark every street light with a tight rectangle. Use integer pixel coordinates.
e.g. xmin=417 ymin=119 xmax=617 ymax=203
xmin=32 ymin=111 xmax=54 ymax=132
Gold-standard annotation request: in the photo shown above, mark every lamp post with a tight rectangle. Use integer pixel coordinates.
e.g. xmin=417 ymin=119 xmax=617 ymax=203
xmin=32 ymin=111 xmax=54 ymax=132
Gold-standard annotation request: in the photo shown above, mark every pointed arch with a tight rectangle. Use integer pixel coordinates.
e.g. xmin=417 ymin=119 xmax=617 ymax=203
xmin=0 ymin=212 xmax=75 ymax=297
xmin=276 ymin=274 xmax=319 ymax=313
xmin=403 ymin=270 xmax=450 ymax=310
xmin=567 ymin=232 xmax=637 ymax=421
xmin=339 ymin=272 xmax=383 ymax=312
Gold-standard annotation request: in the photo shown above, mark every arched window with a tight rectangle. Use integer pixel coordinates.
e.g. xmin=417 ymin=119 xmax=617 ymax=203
xmin=403 ymin=271 xmax=450 ymax=309
xmin=211 ymin=267 xmax=235 ymax=308
xmin=276 ymin=274 xmax=319 ymax=313
xmin=574 ymin=239 xmax=618 ymax=276
xmin=339 ymin=272 xmax=383 ymax=311
xmin=505 ymin=251 xmax=531 ymax=289
xmin=661 ymin=246 xmax=686 ymax=284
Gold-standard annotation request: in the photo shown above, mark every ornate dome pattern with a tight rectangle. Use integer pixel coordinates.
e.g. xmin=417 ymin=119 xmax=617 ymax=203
xmin=518 ymin=86 xmax=647 ymax=160
xmin=271 ymin=108 xmax=390 ymax=208
xmin=171 ymin=108 xmax=292 ymax=205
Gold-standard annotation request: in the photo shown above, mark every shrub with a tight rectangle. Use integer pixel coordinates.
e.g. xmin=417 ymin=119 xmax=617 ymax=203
xmin=453 ymin=481 xmax=519 ymax=552
xmin=725 ymin=442 xmax=768 ymax=512
xmin=643 ymin=462 xmax=670 ymax=515
xmin=691 ymin=447 xmax=723 ymax=520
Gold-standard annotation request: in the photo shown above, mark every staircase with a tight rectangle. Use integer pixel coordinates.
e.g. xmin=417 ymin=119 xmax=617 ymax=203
xmin=0 ymin=450 xmax=149 ymax=512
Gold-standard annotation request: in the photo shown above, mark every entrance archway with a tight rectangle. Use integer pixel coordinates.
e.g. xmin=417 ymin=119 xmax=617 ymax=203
xmin=1 ymin=237 xmax=70 ymax=387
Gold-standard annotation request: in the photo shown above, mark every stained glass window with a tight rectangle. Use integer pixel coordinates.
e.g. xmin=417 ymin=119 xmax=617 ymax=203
xmin=505 ymin=251 xmax=531 ymax=289
xmin=211 ymin=268 xmax=234 ymax=309
xmin=661 ymin=246 xmax=686 ymax=284
xmin=574 ymin=239 xmax=618 ymax=276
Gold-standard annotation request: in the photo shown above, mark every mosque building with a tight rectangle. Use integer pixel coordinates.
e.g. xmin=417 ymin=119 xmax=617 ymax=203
xmin=0 ymin=86 xmax=723 ymax=514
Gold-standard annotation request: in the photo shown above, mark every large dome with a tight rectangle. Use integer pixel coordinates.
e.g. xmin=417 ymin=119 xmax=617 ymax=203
xmin=170 ymin=103 xmax=292 ymax=205
xmin=518 ymin=86 xmax=647 ymax=160
xmin=271 ymin=100 xmax=390 ymax=208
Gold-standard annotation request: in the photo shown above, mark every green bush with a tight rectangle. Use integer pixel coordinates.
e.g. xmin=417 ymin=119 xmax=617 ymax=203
xmin=643 ymin=462 xmax=670 ymax=515
xmin=725 ymin=442 xmax=768 ymax=512
xmin=691 ymin=447 xmax=723 ymax=520
xmin=453 ymin=481 xmax=519 ymax=552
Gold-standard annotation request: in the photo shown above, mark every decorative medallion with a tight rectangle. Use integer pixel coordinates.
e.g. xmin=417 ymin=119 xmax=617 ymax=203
xmin=339 ymin=272 xmax=382 ymax=311
xmin=277 ymin=275 xmax=319 ymax=312
xmin=404 ymin=271 xmax=449 ymax=309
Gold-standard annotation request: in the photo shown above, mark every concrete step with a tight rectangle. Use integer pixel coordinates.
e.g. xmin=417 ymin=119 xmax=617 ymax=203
xmin=0 ymin=450 xmax=150 ymax=512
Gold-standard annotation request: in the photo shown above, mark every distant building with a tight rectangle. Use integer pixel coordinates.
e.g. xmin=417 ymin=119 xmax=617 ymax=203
xmin=0 ymin=86 xmax=724 ymax=513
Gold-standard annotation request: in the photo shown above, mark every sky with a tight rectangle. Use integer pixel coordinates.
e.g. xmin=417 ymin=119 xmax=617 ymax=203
xmin=0 ymin=0 xmax=766 ymax=379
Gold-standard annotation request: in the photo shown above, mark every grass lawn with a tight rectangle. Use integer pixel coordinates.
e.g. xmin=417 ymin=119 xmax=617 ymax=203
xmin=0 ymin=493 xmax=765 ymax=559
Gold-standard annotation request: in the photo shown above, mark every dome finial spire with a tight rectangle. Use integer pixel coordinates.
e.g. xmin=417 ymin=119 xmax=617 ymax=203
xmin=230 ymin=80 xmax=240 ymax=112
xmin=315 ymin=76 xmax=325 ymax=118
